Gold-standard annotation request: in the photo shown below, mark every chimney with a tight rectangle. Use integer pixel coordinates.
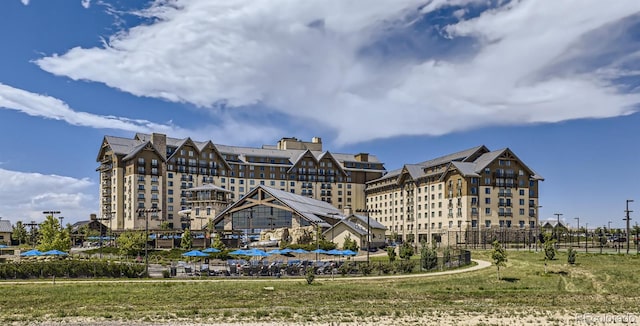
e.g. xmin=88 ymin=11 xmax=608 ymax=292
xmin=151 ymin=133 xmax=167 ymax=159
xmin=343 ymin=205 xmax=353 ymax=216
xmin=90 ymin=214 xmax=97 ymax=221
xmin=355 ymin=153 xmax=369 ymax=162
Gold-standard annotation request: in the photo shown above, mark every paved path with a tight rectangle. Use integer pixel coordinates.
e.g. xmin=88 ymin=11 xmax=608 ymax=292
xmin=0 ymin=259 xmax=491 ymax=285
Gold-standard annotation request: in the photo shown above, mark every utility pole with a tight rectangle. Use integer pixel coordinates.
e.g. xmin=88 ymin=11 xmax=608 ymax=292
xmin=554 ymin=213 xmax=563 ymax=246
xmin=625 ymin=200 xmax=634 ymax=254
xmin=356 ymin=208 xmax=381 ymax=264
xmin=574 ymin=217 xmax=580 ymax=247
xmin=137 ymin=207 xmax=161 ymax=277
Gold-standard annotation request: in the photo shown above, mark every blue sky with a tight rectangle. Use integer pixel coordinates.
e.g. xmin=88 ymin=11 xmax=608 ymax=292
xmin=0 ymin=0 xmax=639 ymax=229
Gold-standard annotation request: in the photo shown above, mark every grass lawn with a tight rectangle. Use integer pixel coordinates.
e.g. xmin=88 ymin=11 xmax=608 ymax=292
xmin=1 ymin=250 xmax=638 ymax=324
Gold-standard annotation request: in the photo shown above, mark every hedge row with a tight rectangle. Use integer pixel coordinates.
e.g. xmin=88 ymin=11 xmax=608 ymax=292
xmin=0 ymin=260 xmax=146 ymax=279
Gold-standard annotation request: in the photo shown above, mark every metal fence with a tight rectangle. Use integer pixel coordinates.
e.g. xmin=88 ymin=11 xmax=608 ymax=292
xmin=442 ymin=228 xmax=640 ymax=253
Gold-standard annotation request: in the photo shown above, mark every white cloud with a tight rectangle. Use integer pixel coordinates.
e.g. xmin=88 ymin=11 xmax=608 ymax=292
xmin=36 ymin=0 xmax=640 ymax=144
xmin=0 ymin=82 xmax=284 ymax=146
xmin=81 ymin=0 xmax=90 ymax=9
xmin=0 ymin=168 xmax=95 ymax=226
xmin=21 ymin=0 xmax=29 ymax=5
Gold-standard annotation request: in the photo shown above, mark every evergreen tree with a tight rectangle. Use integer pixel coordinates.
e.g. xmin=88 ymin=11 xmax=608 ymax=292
xmin=11 ymin=221 xmax=28 ymax=245
xmin=181 ymin=228 xmax=193 ymax=250
xmin=399 ymin=242 xmax=414 ymax=260
xmin=491 ymin=240 xmax=507 ymax=280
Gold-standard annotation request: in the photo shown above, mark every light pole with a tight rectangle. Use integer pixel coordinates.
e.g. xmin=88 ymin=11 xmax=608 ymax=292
xmin=43 ymin=211 xmax=62 ymax=228
xmin=356 ymin=208 xmax=381 ymax=264
xmin=574 ymin=217 xmax=580 ymax=248
xmin=96 ymin=216 xmax=110 ymax=259
xmin=137 ymin=207 xmax=160 ymax=277
xmin=585 ymin=223 xmax=588 ymax=253
xmin=625 ymin=199 xmax=633 ymax=254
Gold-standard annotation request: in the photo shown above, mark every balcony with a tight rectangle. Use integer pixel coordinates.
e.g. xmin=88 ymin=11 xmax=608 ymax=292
xmin=498 ymin=192 xmax=512 ymax=197
xmin=498 ymin=212 xmax=513 ymax=217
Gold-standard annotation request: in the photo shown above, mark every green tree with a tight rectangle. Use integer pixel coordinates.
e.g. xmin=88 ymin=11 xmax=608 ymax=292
xmin=491 ymin=240 xmax=507 ymax=280
xmin=37 ymin=215 xmax=71 ymax=252
xmin=11 ymin=221 xmax=28 ymax=245
xmin=567 ymin=247 xmax=576 ymax=265
xmin=181 ymin=228 xmax=193 ymax=250
xmin=116 ymin=231 xmax=146 ymax=256
xmin=420 ymin=242 xmax=438 ymax=270
xmin=386 ymin=246 xmax=397 ymax=262
xmin=399 ymin=242 xmax=414 ymax=261
xmin=342 ymin=235 xmax=359 ymax=251
xmin=159 ymin=221 xmax=171 ymax=230
xmin=212 ymin=233 xmax=226 ymax=250
xmin=542 ymin=233 xmax=557 ymax=274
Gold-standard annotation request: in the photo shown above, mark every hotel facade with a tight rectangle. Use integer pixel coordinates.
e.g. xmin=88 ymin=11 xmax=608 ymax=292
xmin=363 ymin=145 xmax=543 ymax=245
xmin=96 ymin=133 xmax=386 ymax=231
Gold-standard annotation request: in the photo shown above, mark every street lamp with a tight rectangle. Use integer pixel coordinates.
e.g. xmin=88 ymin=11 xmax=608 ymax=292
xmin=356 ymin=208 xmax=381 ymax=264
xmin=137 ymin=207 xmax=161 ymax=277
xmin=625 ymin=199 xmax=634 ymax=254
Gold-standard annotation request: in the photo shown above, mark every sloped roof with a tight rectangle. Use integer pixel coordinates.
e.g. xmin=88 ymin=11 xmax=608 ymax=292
xmin=351 ymin=214 xmax=386 ymax=230
xmin=101 ymin=136 xmax=140 ymax=157
xmin=0 ymin=220 xmax=12 ymax=233
xmin=450 ymin=161 xmax=481 ymax=177
xmin=470 ymin=149 xmax=505 ymax=172
xmin=417 ymin=145 xmax=487 ymax=168
xmin=129 ymin=133 xmax=384 ymax=171
xmin=216 ymin=185 xmax=339 ymax=228
xmin=187 ymin=183 xmax=231 ymax=192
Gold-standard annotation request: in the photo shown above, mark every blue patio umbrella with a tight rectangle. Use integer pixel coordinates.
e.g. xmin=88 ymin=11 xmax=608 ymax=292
xmin=202 ymin=247 xmax=221 ymax=253
xmin=42 ymin=249 xmax=69 ymax=256
xmin=229 ymin=249 xmax=250 ymax=255
xmin=279 ymin=248 xmax=293 ymax=254
xmin=291 ymin=248 xmax=309 ymax=254
xmin=341 ymin=249 xmax=358 ymax=256
xmin=245 ymin=249 xmax=270 ymax=257
xmin=267 ymin=249 xmax=283 ymax=254
xmin=311 ymin=248 xmax=328 ymax=254
xmin=0 ymin=244 xmax=8 ymax=248
xmin=326 ymin=249 xmax=343 ymax=256
xmin=20 ymin=249 xmax=42 ymax=257
xmin=182 ymin=250 xmax=209 ymax=257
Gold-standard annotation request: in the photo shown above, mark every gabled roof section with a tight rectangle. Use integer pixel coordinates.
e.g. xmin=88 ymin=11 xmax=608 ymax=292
xmin=472 ymin=148 xmax=544 ymax=180
xmin=0 ymin=220 xmax=12 ymax=233
xmin=350 ymin=214 xmax=386 ymax=230
xmin=122 ymin=141 xmax=165 ymax=162
xmin=197 ymin=141 xmax=232 ymax=170
xmin=97 ymin=136 xmax=141 ymax=161
xmin=450 ymin=161 xmax=481 ymax=177
xmin=417 ymin=145 xmax=489 ymax=169
xmin=288 ymin=149 xmax=318 ymax=173
xmin=215 ymin=185 xmax=339 ymax=228
xmin=397 ymin=164 xmax=424 ymax=184
xmin=317 ymin=151 xmax=348 ymax=176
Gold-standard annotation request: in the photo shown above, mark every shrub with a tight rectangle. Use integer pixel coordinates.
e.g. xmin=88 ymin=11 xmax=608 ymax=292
xmin=162 ymin=269 xmax=171 ymax=278
xmin=0 ymin=260 xmax=145 ymax=279
xmin=374 ymin=262 xmax=395 ymax=274
xmin=396 ymin=260 xmax=416 ymax=274
xmin=567 ymin=248 xmax=576 ymax=265
xmin=357 ymin=263 xmax=374 ymax=276
xmin=305 ymin=267 xmax=315 ymax=285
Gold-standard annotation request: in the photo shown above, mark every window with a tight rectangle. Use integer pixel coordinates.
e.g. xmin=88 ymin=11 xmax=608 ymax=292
xmin=485 ymin=198 xmax=491 ymax=204
xmin=485 ymin=207 xmax=491 ymax=215
xmin=485 ymin=188 xmax=490 ymax=194
xmin=519 ymin=189 xmax=525 ymax=196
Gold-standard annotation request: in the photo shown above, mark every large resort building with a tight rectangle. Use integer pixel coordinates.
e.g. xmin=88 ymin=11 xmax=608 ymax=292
xmin=96 ymin=133 xmax=385 ymax=232
xmin=364 ymin=145 xmax=543 ymax=246
xmin=97 ymin=133 xmax=542 ymax=248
